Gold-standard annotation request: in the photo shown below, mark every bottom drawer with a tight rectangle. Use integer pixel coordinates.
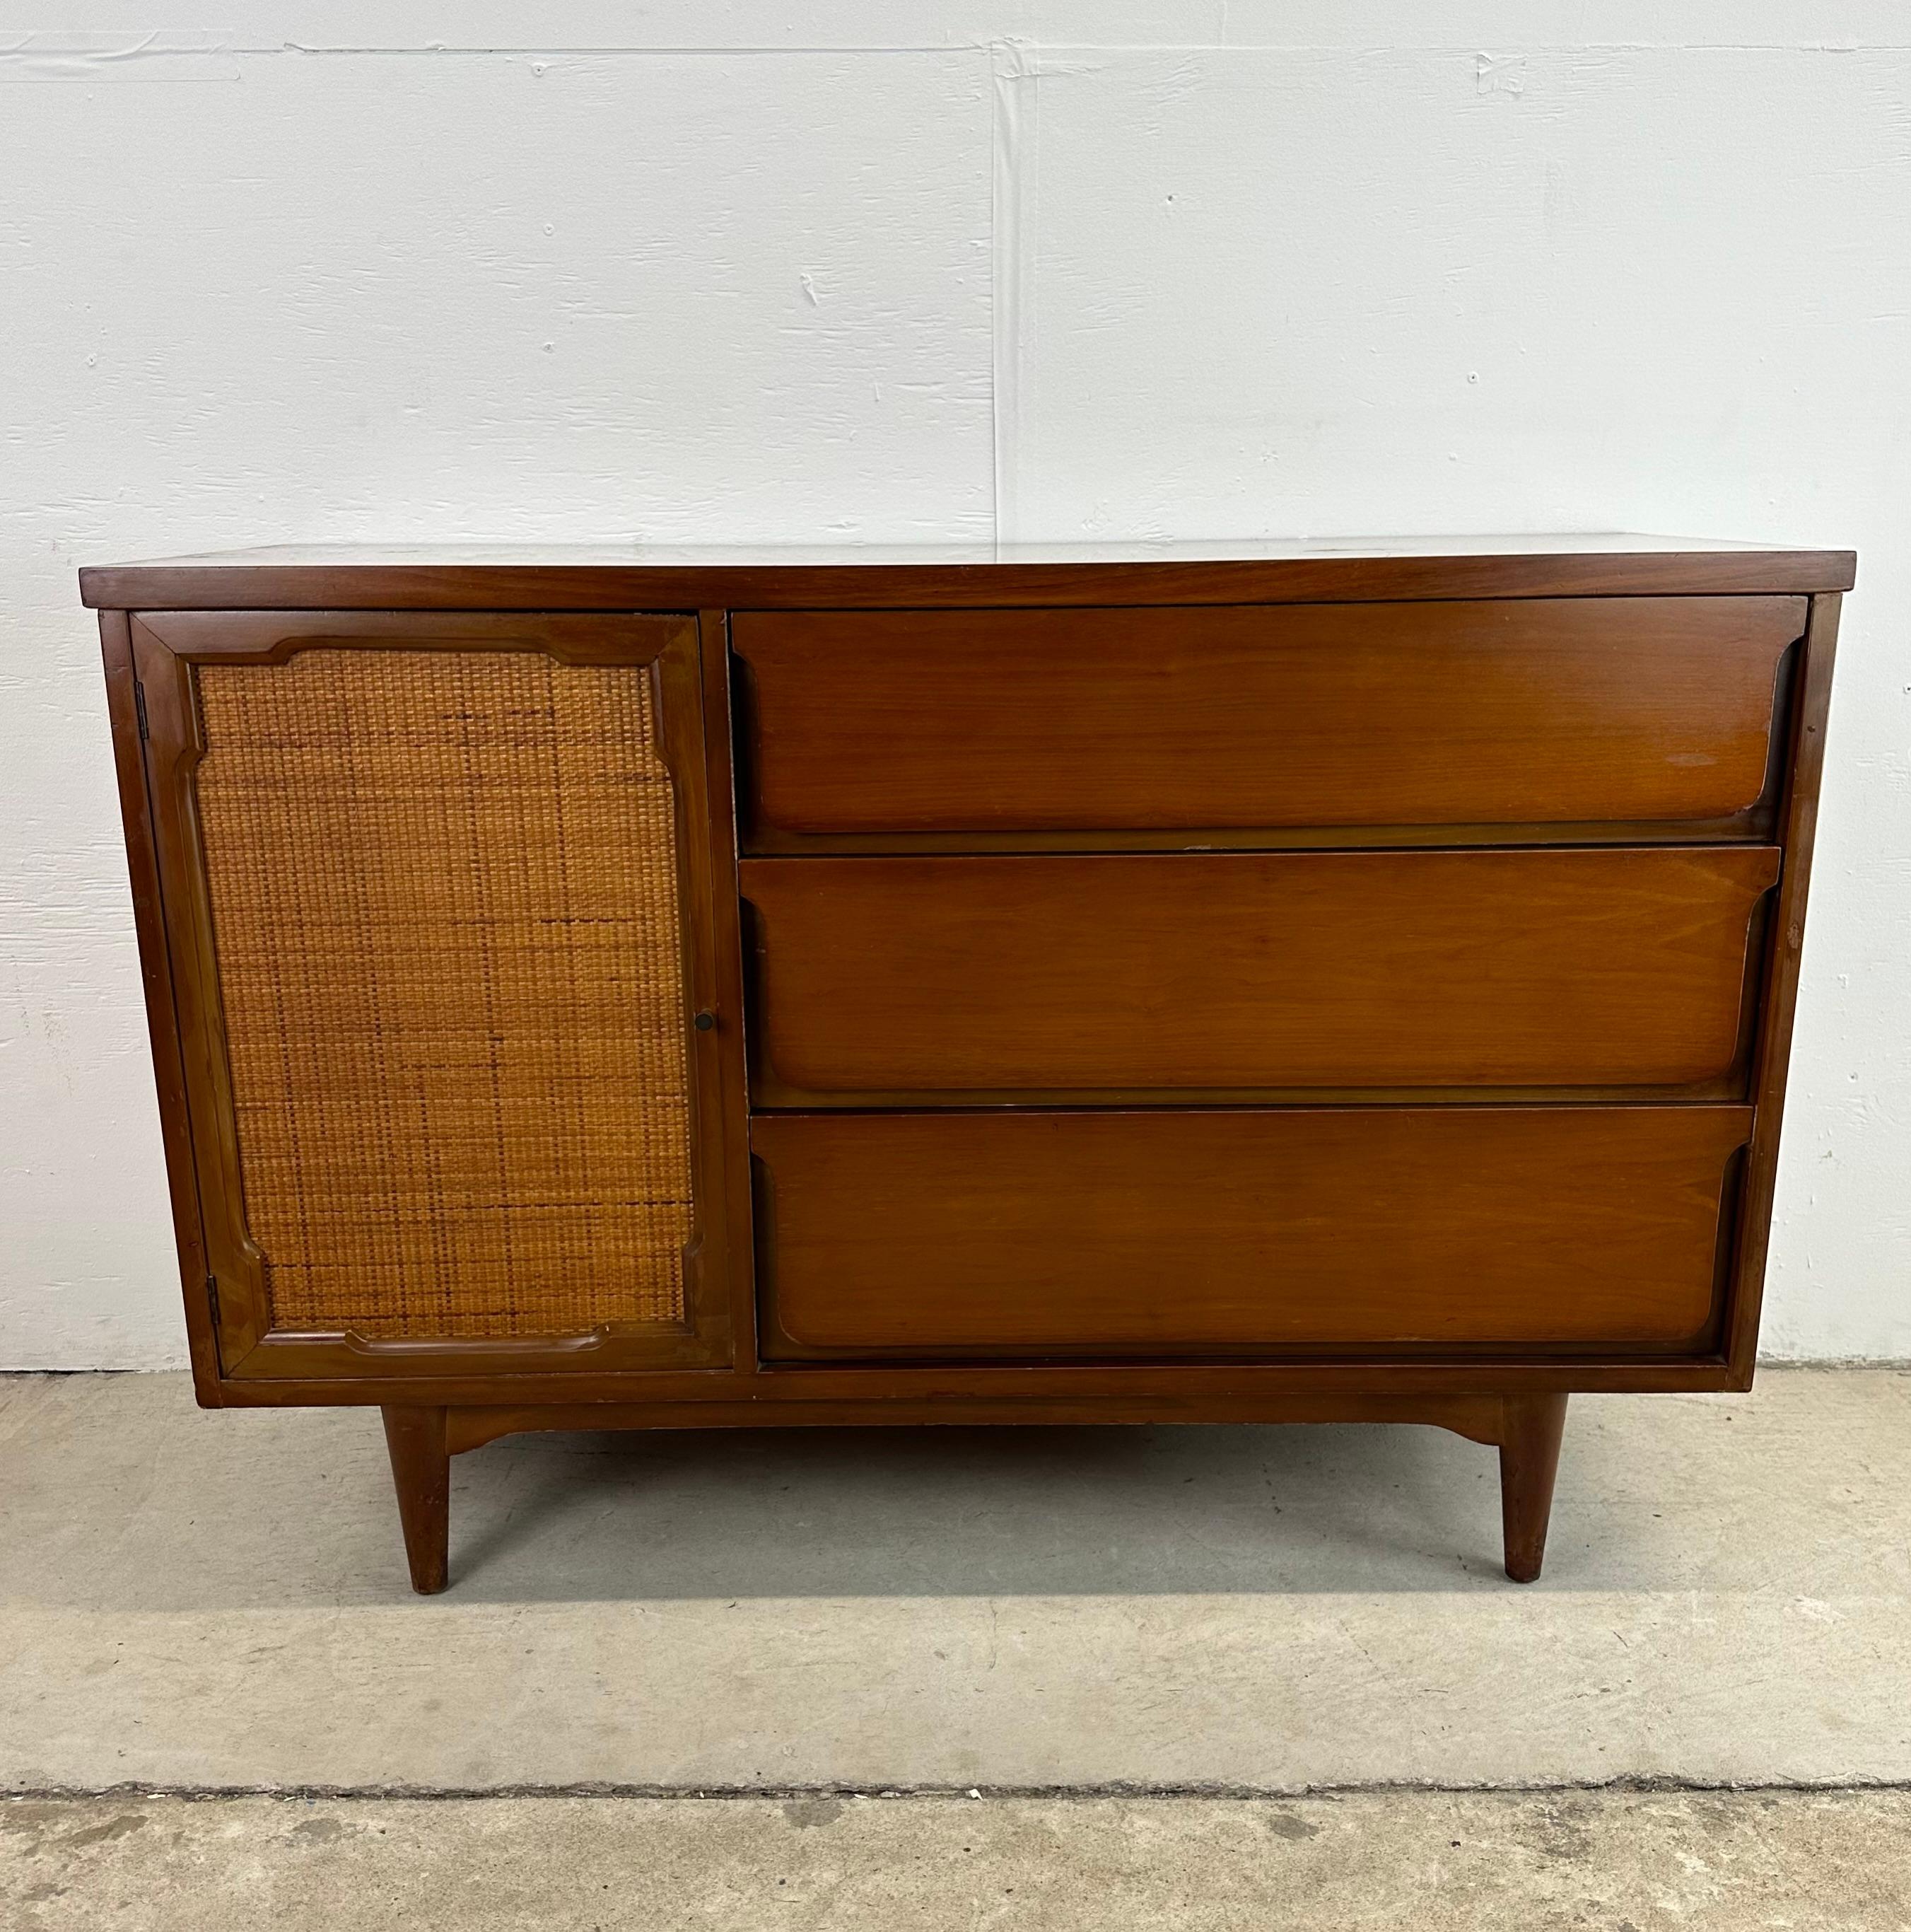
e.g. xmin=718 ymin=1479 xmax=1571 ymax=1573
xmin=752 ymin=1107 xmax=1752 ymax=1358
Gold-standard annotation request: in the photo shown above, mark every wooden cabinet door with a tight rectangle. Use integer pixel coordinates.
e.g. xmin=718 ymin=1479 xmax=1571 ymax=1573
xmin=128 ymin=611 xmax=745 ymax=1382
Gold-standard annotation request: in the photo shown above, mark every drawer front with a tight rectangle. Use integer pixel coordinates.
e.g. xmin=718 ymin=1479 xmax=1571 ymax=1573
xmin=742 ymin=848 xmax=1778 ymax=1101
xmin=754 ymin=1107 xmax=1753 ymax=1357
xmin=735 ymin=598 xmax=1804 ymax=842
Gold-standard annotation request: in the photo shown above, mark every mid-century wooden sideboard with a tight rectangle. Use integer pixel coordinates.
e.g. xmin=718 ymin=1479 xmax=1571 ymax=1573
xmin=81 ymin=538 xmax=1851 ymax=1591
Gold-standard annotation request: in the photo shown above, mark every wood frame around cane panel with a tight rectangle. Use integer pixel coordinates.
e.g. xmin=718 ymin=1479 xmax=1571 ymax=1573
xmin=121 ymin=607 xmax=749 ymax=1383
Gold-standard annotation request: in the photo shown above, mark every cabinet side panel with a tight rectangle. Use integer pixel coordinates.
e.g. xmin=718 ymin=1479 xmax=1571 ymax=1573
xmin=98 ymin=610 xmax=223 ymax=1397
xmin=1726 ymin=591 xmax=1842 ymax=1383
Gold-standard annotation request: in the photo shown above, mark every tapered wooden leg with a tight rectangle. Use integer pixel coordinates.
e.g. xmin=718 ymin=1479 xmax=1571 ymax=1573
xmin=1499 ymin=1393 xmax=1569 ymax=1583
xmin=381 ymin=1406 xmax=450 ymax=1595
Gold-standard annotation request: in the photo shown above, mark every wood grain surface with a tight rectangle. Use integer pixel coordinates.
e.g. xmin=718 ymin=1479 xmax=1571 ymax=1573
xmin=743 ymin=847 xmax=1779 ymax=1098
xmin=78 ymin=540 xmax=1856 ymax=612
xmin=754 ymin=1107 xmax=1752 ymax=1356
xmin=737 ymin=598 xmax=1804 ymax=837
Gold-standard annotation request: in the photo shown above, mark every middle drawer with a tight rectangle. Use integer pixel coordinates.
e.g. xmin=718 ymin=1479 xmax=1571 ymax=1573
xmin=741 ymin=847 xmax=1778 ymax=1103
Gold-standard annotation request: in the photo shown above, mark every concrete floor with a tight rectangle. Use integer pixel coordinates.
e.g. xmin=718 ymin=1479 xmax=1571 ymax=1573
xmin=4 ymin=1368 xmax=1910 ymax=1925
xmin=6 ymin=1791 xmax=1910 ymax=1931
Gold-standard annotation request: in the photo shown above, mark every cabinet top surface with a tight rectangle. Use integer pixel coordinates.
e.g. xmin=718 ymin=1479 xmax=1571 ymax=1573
xmin=79 ymin=534 xmax=1854 ymax=609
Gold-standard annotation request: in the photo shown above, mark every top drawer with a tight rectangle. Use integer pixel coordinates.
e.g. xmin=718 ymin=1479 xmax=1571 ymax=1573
xmin=734 ymin=597 xmax=1804 ymax=846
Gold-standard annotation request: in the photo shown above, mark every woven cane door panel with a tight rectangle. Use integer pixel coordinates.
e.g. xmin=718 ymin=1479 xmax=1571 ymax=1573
xmin=191 ymin=649 xmax=694 ymax=1340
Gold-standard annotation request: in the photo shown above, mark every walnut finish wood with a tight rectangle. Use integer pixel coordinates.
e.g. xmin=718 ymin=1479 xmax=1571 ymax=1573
xmin=1724 ymin=592 xmax=1841 ymax=1385
xmin=439 ymin=1391 xmax=1512 ymax=1455
xmin=743 ymin=848 xmax=1778 ymax=1100
xmin=132 ymin=607 xmax=689 ymax=664
xmin=199 ymin=1356 xmax=1744 ymax=1407
xmin=78 ymin=538 xmax=1856 ymax=613
xmin=736 ymin=599 xmax=1803 ymax=840
xmin=381 ymin=1406 xmax=450 ymax=1595
xmin=753 ymin=1107 xmax=1752 ymax=1358
xmin=83 ymin=543 xmax=1848 ymax=1588
xmin=97 ymin=610 xmax=224 ymax=1395
xmin=1500 ymin=1393 xmax=1570 ymax=1583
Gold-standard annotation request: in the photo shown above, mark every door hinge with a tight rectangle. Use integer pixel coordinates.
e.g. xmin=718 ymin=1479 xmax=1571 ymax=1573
xmin=204 ymin=1274 xmax=221 ymax=1329
xmin=134 ymin=680 xmax=150 ymax=741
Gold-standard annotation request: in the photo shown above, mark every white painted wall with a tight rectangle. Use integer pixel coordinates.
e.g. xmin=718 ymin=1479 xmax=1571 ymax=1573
xmin=5 ymin=4 xmax=1907 ymax=1366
